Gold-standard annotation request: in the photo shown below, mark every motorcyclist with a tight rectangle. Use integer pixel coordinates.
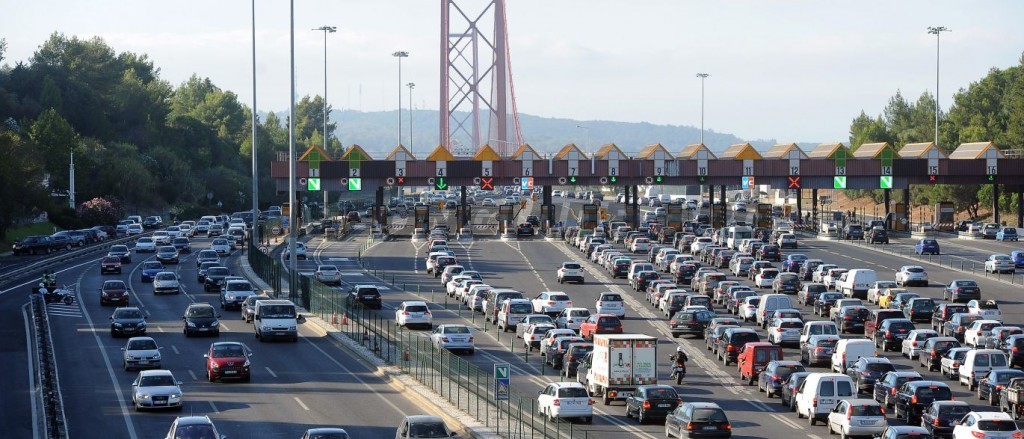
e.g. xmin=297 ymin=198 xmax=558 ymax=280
xmin=41 ymin=270 xmax=57 ymax=289
xmin=670 ymin=346 xmax=688 ymax=383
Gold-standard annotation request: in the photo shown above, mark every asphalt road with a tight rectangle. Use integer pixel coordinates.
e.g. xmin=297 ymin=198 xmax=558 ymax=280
xmin=353 ymin=217 xmax=1024 ymax=438
xmin=11 ymin=233 xmax=455 ymax=439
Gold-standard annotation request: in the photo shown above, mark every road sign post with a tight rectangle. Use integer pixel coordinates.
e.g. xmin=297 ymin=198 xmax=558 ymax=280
xmin=494 ymin=363 xmax=510 ymax=402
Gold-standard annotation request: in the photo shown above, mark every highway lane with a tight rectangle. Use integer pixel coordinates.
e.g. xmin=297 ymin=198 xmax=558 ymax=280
xmin=357 ymin=227 xmax=1024 ymax=438
xmin=46 ymin=234 xmax=452 ymax=439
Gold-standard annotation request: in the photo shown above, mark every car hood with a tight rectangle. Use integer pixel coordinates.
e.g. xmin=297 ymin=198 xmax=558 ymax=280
xmin=113 ymin=317 xmax=144 ymax=325
xmin=187 ymin=317 xmax=219 ymax=326
xmin=210 ymin=356 xmax=247 ymax=365
xmin=126 ymin=348 xmax=160 ymax=357
xmin=154 ymin=279 xmax=179 ymax=286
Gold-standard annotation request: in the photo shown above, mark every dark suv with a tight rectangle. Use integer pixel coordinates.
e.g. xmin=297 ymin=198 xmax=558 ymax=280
xmin=109 ymin=306 xmax=146 ymax=337
xmin=843 ymin=224 xmax=864 ymax=240
xmin=12 ymin=235 xmax=53 ymax=255
xmin=868 ymin=228 xmax=889 ymax=244
xmin=347 ymin=285 xmax=383 ymax=309
xmin=758 ymin=245 xmax=781 ymax=262
xmin=931 ymin=303 xmax=968 ymax=332
xmin=921 ymin=400 xmax=971 ymax=438
xmin=203 ymin=267 xmax=231 ymax=292
xmin=875 ymin=318 xmax=916 ymax=352
xmin=669 ymin=310 xmax=715 ymax=338
xmin=893 ymin=381 xmax=953 ymax=424
xmin=715 ymin=328 xmax=760 ymax=365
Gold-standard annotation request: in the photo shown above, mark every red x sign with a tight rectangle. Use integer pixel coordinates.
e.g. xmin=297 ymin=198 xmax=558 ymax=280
xmin=480 ymin=176 xmax=494 ymax=191
xmin=787 ymin=176 xmax=801 ymax=189
xmin=396 ymin=176 xmax=405 ymax=184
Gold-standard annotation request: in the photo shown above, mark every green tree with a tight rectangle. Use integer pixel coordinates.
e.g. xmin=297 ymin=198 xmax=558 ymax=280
xmin=0 ymin=129 xmax=49 ymax=240
xmin=39 ymin=75 xmax=62 ymax=112
xmin=29 ymin=108 xmax=79 ymax=191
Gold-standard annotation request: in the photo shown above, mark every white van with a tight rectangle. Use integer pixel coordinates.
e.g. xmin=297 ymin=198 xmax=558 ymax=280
xmin=959 ymin=349 xmax=1009 ymax=390
xmin=756 ymin=294 xmax=794 ymax=327
xmin=627 ymin=262 xmax=655 ymax=282
xmin=800 ymin=321 xmax=840 ymax=344
xmin=795 ymin=373 xmax=856 ymax=425
xmin=253 ymin=299 xmax=302 ymax=342
xmin=831 ymin=339 xmax=876 ymax=373
xmin=838 ymin=269 xmax=877 ymax=300
xmin=497 ymin=299 xmax=534 ymax=332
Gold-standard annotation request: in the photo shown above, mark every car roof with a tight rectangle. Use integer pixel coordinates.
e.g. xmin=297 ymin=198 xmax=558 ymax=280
xmin=684 ymin=402 xmax=723 ymax=409
xmin=139 ymin=369 xmax=174 ymax=377
xmin=174 ymin=415 xmax=215 ymax=426
xmin=403 ymin=301 xmax=428 ymax=306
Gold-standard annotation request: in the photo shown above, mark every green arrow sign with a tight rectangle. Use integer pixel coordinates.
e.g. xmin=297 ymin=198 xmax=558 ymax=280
xmin=880 ymin=176 xmax=893 ymax=189
xmin=568 ymin=176 xmax=577 ymax=184
xmin=494 ymin=364 xmax=509 ymax=379
xmin=347 ymin=177 xmax=362 ymax=191
xmin=833 ymin=176 xmax=847 ymax=189
xmin=435 ymin=177 xmax=448 ymax=190
xmin=307 ymin=177 xmax=321 ymax=191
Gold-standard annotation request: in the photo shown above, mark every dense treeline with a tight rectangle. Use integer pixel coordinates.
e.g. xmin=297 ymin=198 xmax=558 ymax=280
xmin=0 ymin=33 xmax=338 ymax=240
xmin=847 ymin=54 xmax=1024 ymax=220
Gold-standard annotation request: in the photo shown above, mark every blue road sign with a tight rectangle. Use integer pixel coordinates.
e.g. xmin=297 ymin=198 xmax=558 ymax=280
xmin=494 ymin=363 xmax=510 ymax=401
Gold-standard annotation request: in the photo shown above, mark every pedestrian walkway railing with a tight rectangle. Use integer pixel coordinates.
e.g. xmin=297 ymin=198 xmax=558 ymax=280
xmin=247 ymin=243 xmax=282 ymax=296
xmin=304 ymin=265 xmax=592 ymax=439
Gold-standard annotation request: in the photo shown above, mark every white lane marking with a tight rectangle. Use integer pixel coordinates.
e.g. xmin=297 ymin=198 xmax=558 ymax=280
xmin=188 ymin=370 xmax=198 ymax=381
xmin=22 ymin=304 xmax=42 ymax=439
xmin=208 ymin=401 xmax=220 ymax=413
xmin=156 ymin=326 xmax=164 ymax=333
xmin=503 ymin=241 xmax=551 ymax=292
xmin=265 ymin=366 xmax=278 ymax=378
xmin=171 ymin=345 xmax=180 ymax=355
xmin=770 ymin=413 xmax=802 ymax=430
xmin=300 ymin=334 xmax=411 ymax=416
xmin=219 ymin=322 xmax=229 ymax=332
xmin=293 ymin=396 xmax=310 ymax=411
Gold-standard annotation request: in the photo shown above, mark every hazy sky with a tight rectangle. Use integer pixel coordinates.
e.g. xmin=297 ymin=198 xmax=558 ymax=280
xmin=3 ymin=0 xmax=1023 ymax=143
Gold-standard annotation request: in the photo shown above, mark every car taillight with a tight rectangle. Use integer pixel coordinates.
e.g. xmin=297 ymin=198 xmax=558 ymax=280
xmin=934 ymin=418 xmax=941 ymax=426
xmin=1015 ymin=347 xmax=1021 ymax=353
xmin=891 ymin=388 xmax=897 ymax=395
xmin=424 ymin=311 xmax=430 ymax=315
xmin=403 ymin=311 xmax=410 ymax=315
xmin=931 ymin=350 xmax=938 ymax=357
xmin=726 ymin=345 xmax=736 ymax=352
xmin=953 ymin=362 xmax=960 ymax=368
xmin=643 ymin=401 xmax=651 ymax=409
xmin=685 ymin=422 xmax=694 ymax=431
xmin=911 ymin=395 xmax=918 ymax=404
xmin=886 ymin=332 xmax=893 ymax=339
xmin=441 ymin=337 xmax=450 ymax=342
xmin=588 ymin=399 xmax=594 ymax=405
xmin=1012 ymin=431 xmax=1022 ymax=439
xmin=776 ymin=328 xmax=784 ymax=332
xmin=970 ymin=432 xmax=985 ymax=439
xmin=553 ymin=399 xmax=560 ymax=406
xmin=844 ymin=316 xmax=852 ymax=320
xmin=957 ymin=288 xmax=964 ymax=293
xmin=912 ymin=341 xmax=918 ymax=347
xmin=812 ymin=397 xmax=818 ymax=407
xmin=846 ymin=407 xmax=853 ymax=420
xmin=468 ymin=337 xmax=474 ymax=342
xmin=815 ymin=347 xmax=824 ymax=353
xmin=669 ymin=320 xmax=677 ymax=325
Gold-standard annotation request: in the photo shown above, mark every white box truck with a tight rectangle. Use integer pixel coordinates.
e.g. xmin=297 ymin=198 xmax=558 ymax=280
xmin=585 ymin=334 xmax=658 ymax=405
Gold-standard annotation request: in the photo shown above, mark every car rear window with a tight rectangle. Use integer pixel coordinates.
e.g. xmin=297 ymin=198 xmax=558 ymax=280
xmin=406 ymin=305 xmax=428 ymax=312
xmin=601 ymin=294 xmax=622 ymax=301
xmin=939 ymin=405 xmax=971 ymax=418
xmin=836 ymin=381 xmax=854 ymax=396
xmin=780 ymin=321 xmax=803 ymax=329
xmin=509 ymin=303 xmax=532 ymax=314
xmin=558 ymin=387 xmax=589 ymax=398
xmin=691 ymin=408 xmax=728 ymax=422
xmin=978 ymin=420 xmax=1017 ymax=431
xmin=815 ymin=339 xmax=838 ymax=348
xmin=731 ymin=332 xmax=760 ymax=346
xmin=978 ymin=301 xmax=1000 ymax=310
xmin=850 ymin=405 xmax=884 ymax=417
xmin=598 ymin=317 xmax=621 ymax=327
xmin=563 ymin=263 xmax=582 ymax=270
xmin=907 ymin=267 xmax=925 ymax=273
xmin=865 ymin=363 xmax=896 ymax=372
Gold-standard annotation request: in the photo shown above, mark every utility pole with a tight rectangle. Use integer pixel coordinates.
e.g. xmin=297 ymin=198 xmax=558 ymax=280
xmin=407 ymin=82 xmax=415 ymax=152
xmin=927 ymin=26 xmax=950 ymax=148
xmin=392 ymin=51 xmax=409 ymax=146
xmin=68 ymin=149 xmax=75 ymax=208
xmin=250 ymin=0 xmax=259 ymax=245
xmin=696 ymin=73 xmax=710 ymax=145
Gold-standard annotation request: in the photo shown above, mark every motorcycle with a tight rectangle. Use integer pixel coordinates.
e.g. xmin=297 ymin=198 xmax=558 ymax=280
xmin=36 ymin=283 xmax=76 ymax=305
xmin=671 ymin=364 xmax=686 ymax=385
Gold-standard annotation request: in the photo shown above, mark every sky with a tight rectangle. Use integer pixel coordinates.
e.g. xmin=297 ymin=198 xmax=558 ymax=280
xmin=3 ymin=0 xmax=1024 ymax=144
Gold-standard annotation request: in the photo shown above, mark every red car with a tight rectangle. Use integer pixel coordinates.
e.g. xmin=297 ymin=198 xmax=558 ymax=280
xmin=579 ymin=314 xmax=623 ymax=340
xmin=100 ymin=256 xmax=122 ymax=274
xmin=100 ymin=280 xmax=129 ymax=306
xmin=205 ymin=342 xmax=252 ymax=382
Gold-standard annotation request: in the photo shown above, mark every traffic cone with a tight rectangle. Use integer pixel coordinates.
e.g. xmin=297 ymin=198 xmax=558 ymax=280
xmin=341 ymin=313 xmax=348 ymax=325
xmin=331 ymin=311 xmax=338 ymax=325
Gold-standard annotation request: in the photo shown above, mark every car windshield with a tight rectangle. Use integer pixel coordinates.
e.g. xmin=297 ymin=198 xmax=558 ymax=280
xmin=227 ymin=283 xmax=252 ymax=291
xmin=307 ymin=433 xmax=349 ymax=439
xmin=116 ymin=310 xmax=142 ymax=319
xmin=409 ymin=422 xmax=449 ymax=438
xmin=127 ymin=339 xmax=157 ymax=350
xmin=187 ymin=307 xmax=216 ymax=318
xmin=139 ymin=375 xmax=176 ymax=387
xmin=212 ymin=345 xmax=246 ymax=358
xmin=208 ymin=268 xmax=229 ymax=276
xmin=144 ymin=262 xmax=162 ymax=270
xmin=156 ymin=273 xmax=176 ymax=281
xmin=262 ymin=305 xmax=297 ymax=319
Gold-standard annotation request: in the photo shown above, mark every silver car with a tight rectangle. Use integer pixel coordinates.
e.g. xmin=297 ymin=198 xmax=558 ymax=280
xmin=430 ymin=324 xmax=474 ymax=354
xmin=595 ymin=292 xmax=625 ymax=318
xmin=132 ymin=369 xmax=183 ymax=411
xmin=121 ymin=337 xmax=162 ymax=370
xmin=768 ymin=318 xmax=804 ymax=346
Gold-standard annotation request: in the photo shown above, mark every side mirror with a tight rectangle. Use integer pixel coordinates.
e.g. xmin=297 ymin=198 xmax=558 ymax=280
xmin=176 ymin=381 xmax=183 ymax=386
xmin=120 ymin=348 xmax=126 ymax=351
xmin=203 ymin=354 xmax=209 ymax=358
xmin=216 ymin=314 xmax=222 ymax=318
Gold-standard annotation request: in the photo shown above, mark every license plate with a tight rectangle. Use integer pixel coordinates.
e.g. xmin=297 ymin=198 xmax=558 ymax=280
xmin=658 ymin=404 xmax=672 ymax=408
xmin=822 ymin=349 xmax=833 ymax=354
xmin=139 ymin=360 xmax=149 ymax=365
xmin=155 ymin=400 xmax=167 ymax=405
xmin=703 ymin=426 xmax=717 ymax=431
xmin=223 ymin=370 xmax=237 ymax=375
xmin=860 ymin=420 xmax=874 ymax=425
xmin=198 ymin=328 xmax=208 ymax=332
xmin=618 ymin=392 xmax=633 ymax=398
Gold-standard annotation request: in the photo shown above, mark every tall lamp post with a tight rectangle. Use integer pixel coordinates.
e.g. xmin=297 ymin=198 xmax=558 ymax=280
xmin=287 ymin=0 xmax=297 ymax=299
xmin=250 ymin=0 xmax=259 ymax=246
xmin=314 ymin=25 xmax=336 ymax=219
xmin=406 ymin=82 xmax=415 ymax=152
xmin=927 ymin=26 xmax=950 ymax=148
xmin=392 ymin=51 xmax=409 ymax=146
xmin=696 ymin=73 xmax=710 ymax=145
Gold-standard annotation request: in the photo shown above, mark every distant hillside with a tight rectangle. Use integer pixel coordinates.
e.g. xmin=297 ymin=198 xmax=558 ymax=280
xmin=321 ymin=109 xmax=814 ymax=157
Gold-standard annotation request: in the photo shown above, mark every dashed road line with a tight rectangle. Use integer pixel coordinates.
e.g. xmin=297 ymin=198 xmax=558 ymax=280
xmin=293 ymin=397 xmax=310 ymax=411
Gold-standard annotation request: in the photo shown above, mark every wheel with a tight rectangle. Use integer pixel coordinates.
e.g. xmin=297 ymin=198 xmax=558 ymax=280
xmin=808 ymin=412 xmax=816 ymax=425
xmin=208 ymin=371 xmax=216 ymax=382
xmin=584 ymin=416 xmax=592 ymax=424
xmin=638 ymin=411 xmax=646 ymax=424
xmin=63 ymin=296 xmax=73 ymax=305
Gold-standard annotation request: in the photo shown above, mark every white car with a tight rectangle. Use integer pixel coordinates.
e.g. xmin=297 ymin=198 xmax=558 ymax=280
xmin=951 ymin=412 xmax=1021 ymax=439
xmin=812 ymin=264 xmax=838 ymax=283
xmin=985 ymin=254 xmax=1015 ymax=274
xmin=732 ymin=201 xmax=747 ymax=212
xmin=430 ymin=324 xmax=474 ymax=354
xmin=826 ymin=399 xmax=886 ymax=438
xmin=210 ymin=238 xmax=232 ymax=255
xmin=121 ymin=336 xmax=162 ymax=370
xmin=457 ymin=280 xmax=484 ymax=303
xmin=823 ymin=268 xmax=849 ymax=290
xmin=395 ymin=301 xmax=432 ymax=330
xmin=554 ymin=307 xmax=591 ymax=331
xmin=754 ymin=268 xmax=779 ymax=288
xmin=131 ymin=369 xmax=183 ymax=411
xmin=690 ymin=237 xmax=713 ymax=254
xmin=595 ymin=292 xmax=625 ymax=318
xmin=777 ymin=233 xmax=798 ymax=249
xmin=537 ymin=382 xmax=593 ymax=423
xmin=557 ymin=262 xmax=585 ymax=284
xmin=895 ymin=265 xmax=928 ymax=287
xmin=967 ymin=299 xmax=1002 ymax=321
xmin=539 ymin=329 xmax=577 ymax=355
xmin=629 ymin=238 xmax=651 ymax=253
xmin=164 ymin=226 xmax=181 ymax=238
xmin=532 ymin=292 xmax=573 ymax=315
xmin=283 ymin=242 xmax=308 ymax=260
xmin=482 ymin=198 xmax=495 ymax=206
xmin=152 ymin=271 xmax=181 ymax=295
xmin=134 ymin=237 xmax=157 ymax=252
xmin=446 ymin=275 xmax=473 ymax=297
xmin=767 ymin=318 xmax=804 ymax=346
xmin=178 ymin=224 xmax=194 ymax=237
xmin=739 ymin=296 xmax=760 ymax=322
xmin=314 ymin=265 xmax=342 ymax=285
xmin=900 ymin=329 xmax=939 ymax=359
xmin=152 ymin=231 xmax=172 ymax=245
xmin=867 ymin=281 xmax=898 ymax=304
xmin=964 ymin=319 xmax=1003 ymax=348
xmin=523 ymin=323 xmax=556 ymax=350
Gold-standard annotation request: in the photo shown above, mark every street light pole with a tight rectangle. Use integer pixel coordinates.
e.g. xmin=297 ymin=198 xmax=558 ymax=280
xmin=313 ymin=26 xmax=336 ymax=149
xmin=392 ymin=51 xmax=409 ymax=146
xmin=696 ymin=73 xmax=710 ymax=145
xmin=250 ymin=0 xmax=259 ymax=246
xmin=407 ymin=82 xmax=415 ymax=152
xmin=287 ymin=0 xmax=297 ymax=297
xmin=927 ymin=27 xmax=950 ymax=148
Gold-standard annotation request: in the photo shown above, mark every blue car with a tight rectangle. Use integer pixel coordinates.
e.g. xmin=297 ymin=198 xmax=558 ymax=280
xmin=140 ymin=261 xmax=164 ymax=283
xmin=914 ymin=239 xmax=940 ymax=255
xmin=997 ymin=227 xmax=1020 ymax=242
xmin=782 ymin=254 xmax=807 ymax=273
xmin=1011 ymin=250 xmax=1024 ymax=269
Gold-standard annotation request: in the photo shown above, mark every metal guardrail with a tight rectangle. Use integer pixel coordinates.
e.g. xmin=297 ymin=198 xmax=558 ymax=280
xmin=0 ymin=233 xmax=152 ymax=290
xmin=29 ymin=295 xmax=68 ymax=439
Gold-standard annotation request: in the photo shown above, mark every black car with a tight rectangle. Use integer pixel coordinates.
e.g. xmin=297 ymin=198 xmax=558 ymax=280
xmin=843 ymin=224 xmax=864 ymax=240
xmin=172 ymin=237 xmax=191 ymax=253
xmin=1002 ymin=335 xmax=1024 ymax=368
xmin=673 ymin=264 xmax=696 ymax=284
xmin=978 ymin=368 xmax=1024 ymax=405
xmin=109 ymin=307 xmax=147 ymax=337
xmin=715 ymin=328 xmax=760 ymax=365
xmin=931 ymin=303 xmax=969 ymax=332
xmin=918 ymin=337 xmax=961 ymax=372
xmin=904 ymin=298 xmax=936 ymax=323
xmin=611 ymin=259 xmax=631 ymax=278
xmin=183 ymin=303 xmax=221 ymax=337
xmin=665 ymin=403 xmax=731 ymax=439
xmin=562 ymin=343 xmax=594 ymax=379
xmin=780 ymin=372 xmax=811 ymax=410
xmin=835 ymin=306 xmax=870 ymax=334
xmin=875 ymin=318 xmax=916 ymax=351
xmin=758 ymin=245 xmax=781 ymax=262
xmin=203 ymin=267 xmax=231 ymax=292
xmin=669 ymin=310 xmax=715 ymax=338
xmin=195 ymin=249 xmax=220 ymax=268
xmin=920 ymin=400 xmax=971 ymax=438
xmin=799 ymin=261 xmax=822 ymax=281
xmin=12 ymin=235 xmax=53 ymax=255
xmin=873 ymin=371 xmax=923 ymax=407
xmin=142 ymin=216 xmax=162 ymax=229
xmin=242 ymin=295 xmax=271 ymax=323
xmin=625 ymin=385 xmax=681 ymax=424
xmin=813 ymin=292 xmax=843 ymax=317
xmin=773 ymin=273 xmax=801 ymax=294
xmin=347 ymin=286 xmax=383 ymax=309
xmin=943 ymin=313 xmax=981 ymax=341
xmin=633 ymin=271 xmax=661 ymax=292
xmin=515 ymin=223 xmax=534 ymax=237
xmin=799 ymin=283 xmax=828 ymax=305
xmin=847 ymin=357 xmax=895 ymax=393
xmin=106 ymin=245 xmax=131 ymax=263
xmin=525 ymin=215 xmax=540 ymax=227
xmin=868 ymin=228 xmax=890 ymax=244
xmin=544 ymin=336 xmax=584 ymax=369
xmin=48 ymin=234 xmax=74 ymax=251
xmin=758 ymin=360 xmax=805 ymax=398
xmin=943 ymin=279 xmax=981 ymax=303
xmin=893 ymin=381 xmax=953 ymax=423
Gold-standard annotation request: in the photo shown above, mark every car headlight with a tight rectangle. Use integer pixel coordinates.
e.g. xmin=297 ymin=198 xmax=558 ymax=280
xmin=261 ymin=325 xmax=271 ymax=331
xmin=153 ymin=353 xmax=161 ymax=361
xmin=170 ymin=393 xmax=181 ymax=399
xmin=138 ymin=321 xmax=146 ymax=327
xmin=210 ymin=321 xmax=219 ymax=327
xmin=186 ymin=321 xmax=196 ymax=327
xmin=112 ymin=322 xmax=122 ymax=327
xmin=210 ymin=362 xmax=219 ymax=370
xmin=243 ymin=359 xmax=251 ymax=368
xmin=138 ymin=393 xmax=150 ymax=399
xmin=126 ymin=354 xmax=136 ymax=360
